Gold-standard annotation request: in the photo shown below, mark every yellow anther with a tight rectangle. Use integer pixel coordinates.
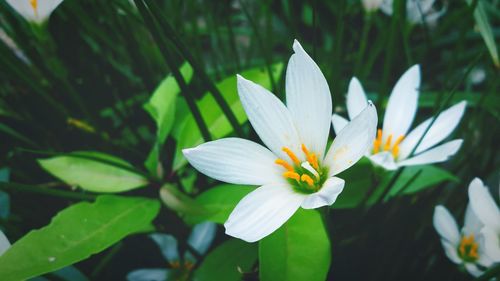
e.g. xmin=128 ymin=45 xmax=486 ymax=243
xmin=459 ymin=235 xmax=479 ymax=260
xmin=275 ymin=159 xmax=293 ymax=171
xmin=391 ymin=135 xmax=405 ymax=157
xmin=300 ymin=174 xmax=314 ymax=187
xmin=373 ymin=129 xmax=382 ymax=154
xmin=282 ymin=147 xmax=300 ymax=165
xmin=301 ymin=144 xmax=319 ymax=170
xmin=30 ymin=0 xmax=37 ymax=9
xmin=283 ymin=171 xmax=300 ymax=181
xmin=384 ymin=134 xmax=393 ymax=151
xmin=301 ymin=144 xmax=310 ymax=155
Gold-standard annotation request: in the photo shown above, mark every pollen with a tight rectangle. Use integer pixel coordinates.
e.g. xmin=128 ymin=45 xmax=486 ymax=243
xmin=300 ymin=174 xmax=314 ymax=186
xmin=458 ymin=235 xmax=479 ymax=261
xmin=283 ymin=171 xmax=300 ymax=181
xmin=373 ymin=129 xmax=404 ymax=158
xmin=275 ymin=159 xmax=293 ymax=171
xmin=282 ymin=147 xmax=300 ymax=165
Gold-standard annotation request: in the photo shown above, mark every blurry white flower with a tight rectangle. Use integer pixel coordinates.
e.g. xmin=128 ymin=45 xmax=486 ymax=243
xmin=183 ymin=40 xmax=378 ymax=242
xmin=5 ymin=0 xmax=64 ymax=24
xmin=468 ymin=178 xmax=500 ymax=263
xmin=379 ymin=0 xmax=446 ymax=25
xmin=127 ymin=222 xmax=216 ymax=281
xmin=0 ymin=230 xmax=10 ymax=256
xmin=332 ymin=65 xmax=466 ymax=171
xmin=468 ymin=67 xmax=486 ymax=85
xmin=433 ymin=205 xmax=494 ymax=277
xmin=362 ymin=0 xmax=384 ymax=13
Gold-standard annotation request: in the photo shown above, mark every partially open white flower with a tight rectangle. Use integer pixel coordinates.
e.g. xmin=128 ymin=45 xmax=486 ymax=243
xmin=183 ymin=40 xmax=378 ymax=242
xmin=379 ymin=0 xmax=446 ymax=25
xmin=5 ymin=0 xmax=64 ymax=24
xmin=468 ymin=178 xmax=500 ymax=263
xmin=433 ymin=204 xmax=494 ymax=277
xmin=332 ymin=65 xmax=466 ymax=171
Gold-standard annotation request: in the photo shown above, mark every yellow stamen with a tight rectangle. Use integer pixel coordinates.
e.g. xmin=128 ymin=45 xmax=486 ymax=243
xmin=30 ymin=0 xmax=38 ymax=16
xmin=302 ymin=144 xmax=319 ymax=170
xmin=383 ymin=134 xmax=393 ymax=151
xmin=373 ymin=129 xmax=382 ymax=154
xmin=275 ymin=159 xmax=293 ymax=171
xmin=300 ymin=174 xmax=314 ymax=187
xmin=282 ymin=147 xmax=300 ymax=165
xmin=283 ymin=171 xmax=300 ymax=181
xmin=301 ymin=144 xmax=310 ymax=155
xmin=458 ymin=235 xmax=479 ymax=260
xmin=391 ymin=135 xmax=405 ymax=157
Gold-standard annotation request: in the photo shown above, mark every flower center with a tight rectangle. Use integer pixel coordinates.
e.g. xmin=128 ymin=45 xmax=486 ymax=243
xmin=372 ymin=129 xmax=404 ymax=158
xmin=275 ymin=144 xmax=327 ymax=193
xmin=457 ymin=234 xmax=479 ymax=262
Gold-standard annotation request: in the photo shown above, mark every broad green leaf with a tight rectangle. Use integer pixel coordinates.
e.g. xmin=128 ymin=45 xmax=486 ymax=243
xmin=186 ymin=184 xmax=254 ymax=225
xmin=144 ymin=62 xmax=193 ymax=175
xmin=386 ymin=165 xmax=458 ymax=197
xmin=0 ymin=195 xmax=160 ymax=281
xmin=38 ymin=151 xmax=148 ymax=193
xmin=172 ymin=63 xmax=284 ymax=170
xmin=259 ymin=209 xmax=331 ymax=281
xmin=194 ymin=239 xmax=257 ymax=281
xmin=466 ymin=0 xmax=499 ymax=67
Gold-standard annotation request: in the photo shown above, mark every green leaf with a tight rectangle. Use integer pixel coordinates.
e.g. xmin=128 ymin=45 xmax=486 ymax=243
xmin=187 ymin=184 xmax=254 ymax=224
xmin=194 ymin=239 xmax=258 ymax=281
xmin=172 ymin=63 xmax=284 ymax=170
xmin=0 ymin=195 xmax=160 ymax=281
xmin=38 ymin=151 xmax=148 ymax=193
xmin=466 ymin=0 xmax=499 ymax=67
xmin=332 ymin=158 xmax=373 ymax=209
xmin=159 ymin=184 xmax=208 ymax=217
xmin=259 ymin=209 xmax=331 ymax=281
xmin=144 ymin=62 xmax=193 ymax=175
xmin=386 ymin=165 xmax=459 ymax=198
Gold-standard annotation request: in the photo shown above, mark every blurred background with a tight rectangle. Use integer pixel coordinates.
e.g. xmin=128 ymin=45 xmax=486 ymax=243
xmin=0 ymin=0 xmax=499 ymax=280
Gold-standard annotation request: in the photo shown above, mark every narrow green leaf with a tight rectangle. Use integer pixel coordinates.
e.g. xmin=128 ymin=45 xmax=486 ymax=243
xmin=194 ymin=239 xmax=258 ymax=281
xmin=172 ymin=63 xmax=284 ymax=170
xmin=159 ymin=184 xmax=209 ymax=217
xmin=38 ymin=151 xmax=148 ymax=193
xmin=466 ymin=0 xmax=499 ymax=67
xmin=0 ymin=195 xmax=160 ymax=281
xmin=259 ymin=209 xmax=331 ymax=281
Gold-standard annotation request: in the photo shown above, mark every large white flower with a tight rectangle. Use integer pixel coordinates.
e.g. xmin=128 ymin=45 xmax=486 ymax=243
xmin=332 ymin=65 xmax=466 ymax=171
xmin=379 ymin=0 xmax=446 ymax=25
xmin=468 ymin=178 xmax=500 ymax=263
xmin=433 ymin=204 xmax=494 ymax=277
xmin=5 ymin=0 xmax=64 ymax=24
xmin=183 ymin=40 xmax=378 ymax=242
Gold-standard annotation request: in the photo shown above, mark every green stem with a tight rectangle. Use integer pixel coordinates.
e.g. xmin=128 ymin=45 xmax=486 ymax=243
xmin=0 ymin=182 xmax=95 ymax=201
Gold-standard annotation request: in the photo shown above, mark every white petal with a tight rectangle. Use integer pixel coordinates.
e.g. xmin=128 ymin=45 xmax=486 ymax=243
xmin=441 ymin=239 xmax=461 ymax=264
xmin=397 ymin=139 xmax=462 ymax=166
xmin=433 ymin=205 xmax=460 ymax=245
xmin=0 ymin=230 xmax=11 ymax=256
xmin=477 ymin=235 xmax=494 ymax=267
xmin=462 ymin=204 xmax=483 ymax=236
xmin=464 ymin=263 xmax=484 ymax=277
xmin=224 ymin=183 xmax=305 ymax=242
xmin=187 ymin=222 xmax=216 ymax=256
xmin=6 ymin=0 xmax=63 ymax=23
xmin=37 ymin=0 xmax=64 ymax=23
xmin=346 ymin=77 xmax=369 ymax=120
xmin=468 ymin=178 xmax=500 ymax=232
xmin=368 ymin=152 xmax=398 ymax=171
xmin=324 ymin=102 xmax=378 ymax=176
xmin=301 ymin=177 xmax=345 ymax=209
xmin=126 ymin=269 xmax=169 ymax=281
xmin=481 ymin=227 xmax=500 ymax=262
xmin=237 ymin=75 xmax=302 ymax=160
xmin=382 ymin=65 xmax=420 ymax=140
xmin=331 ymin=114 xmax=349 ymax=134
xmin=149 ymin=234 xmax=179 ymax=264
xmin=183 ymin=138 xmax=283 ymax=186
xmin=398 ymin=101 xmax=467 ymax=160
xmin=285 ymin=40 xmax=332 ymax=157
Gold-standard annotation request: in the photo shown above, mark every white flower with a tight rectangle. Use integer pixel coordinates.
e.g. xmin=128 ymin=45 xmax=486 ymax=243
xmin=127 ymin=222 xmax=216 ymax=281
xmin=0 ymin=230 xmax=10 ymax=256
xmin=433 ymin=204 xmax=494 ymax=277
xmin=379 ymin=0 xmax=446 ymax=25
xmin=332 ymin=65 xmax=466 ymax=171
xmin=362 ymin=0 xmax=384 ymax=13
xmin=183 ymin=40 xmax=378 ymax=243
xmin=468 ymin=178 xmax=500 ymax=263
xmin=5 ymin=0 xmax=64 ymax=24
